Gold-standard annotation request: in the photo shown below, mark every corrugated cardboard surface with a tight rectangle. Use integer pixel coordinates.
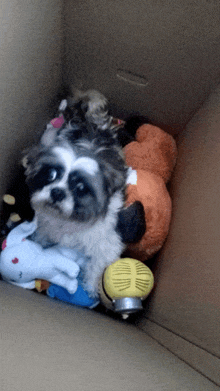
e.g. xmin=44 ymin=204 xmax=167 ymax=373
xmin=0 ymin=282 xmax=219 ymax=391
xmin=137 ymin=85 xmax=220 ymax=383
xmin=0 ymin=0 xmax=63 ymax=198
xmin=64 ymin=0 xmax=220 ymax=134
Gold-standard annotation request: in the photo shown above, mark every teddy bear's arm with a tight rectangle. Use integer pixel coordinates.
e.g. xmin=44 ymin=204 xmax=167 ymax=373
xmin=117 ymin=201 xmax=146 ymax=244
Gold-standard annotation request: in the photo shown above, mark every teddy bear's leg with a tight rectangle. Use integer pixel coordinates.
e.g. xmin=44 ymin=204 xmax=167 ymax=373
xmin=116 ymin=201 xmax=146 ymax=244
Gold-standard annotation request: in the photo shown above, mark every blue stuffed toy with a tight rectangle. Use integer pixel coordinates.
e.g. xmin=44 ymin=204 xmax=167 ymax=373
xmin=0 ymin=220 xmax=99 ymax=309
xmin=47 ymin=279 xmax=100 ymax=309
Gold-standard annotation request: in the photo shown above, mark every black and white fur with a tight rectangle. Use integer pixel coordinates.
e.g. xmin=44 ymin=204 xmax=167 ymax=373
xmin=23 ymin=90 xmax=129 ymax=297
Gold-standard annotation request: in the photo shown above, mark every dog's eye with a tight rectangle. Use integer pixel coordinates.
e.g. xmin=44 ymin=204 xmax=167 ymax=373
xmin=76 ymin=182 xmax=85 ymax=192
xmin=76 ymin=181 xmax=89 ymax=195
xmin=68 ymin=172 xmax=91 ymax=196
xmin=47 ymin=168 xmax=58 ymax=182
xmin=27 ymin=164 xmax=63 ymax=192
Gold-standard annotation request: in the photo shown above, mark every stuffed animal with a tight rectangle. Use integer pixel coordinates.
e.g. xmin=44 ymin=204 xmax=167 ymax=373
xmin=0 ymin=219 xmax=100 ymax=308
xmin=47 ymin=281 xmax=100 ymax=309
xmin=123 ymin=124 xmax=177 ymax=262
xmin=0 ymin=219 xmax=82 ymax=293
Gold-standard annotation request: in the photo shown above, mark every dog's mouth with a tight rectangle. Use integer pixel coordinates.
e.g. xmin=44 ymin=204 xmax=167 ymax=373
xmin=45 ymin=201 xmax=63 ymax=214
xmin=32 ymin=196 xmax=97 ymax=223
xmin=44 ymin=200 xmax=75 ymax=221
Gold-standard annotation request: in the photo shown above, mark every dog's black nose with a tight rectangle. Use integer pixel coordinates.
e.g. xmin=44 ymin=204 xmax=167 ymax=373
xmin=50 ymin=188 xmax=66 ymax=203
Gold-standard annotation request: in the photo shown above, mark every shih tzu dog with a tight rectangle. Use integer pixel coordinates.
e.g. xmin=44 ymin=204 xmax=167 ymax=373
xmin=22 ymin=90 xmax=145 ymax=297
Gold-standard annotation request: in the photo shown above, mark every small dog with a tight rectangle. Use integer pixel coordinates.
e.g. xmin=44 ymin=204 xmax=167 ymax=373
xmin=22 ymin=90 xmax=129 ymax=297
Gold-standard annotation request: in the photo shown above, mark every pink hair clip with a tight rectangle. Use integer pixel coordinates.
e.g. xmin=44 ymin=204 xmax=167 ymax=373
xmin=50 ymin=115 xmax=65 ymax=128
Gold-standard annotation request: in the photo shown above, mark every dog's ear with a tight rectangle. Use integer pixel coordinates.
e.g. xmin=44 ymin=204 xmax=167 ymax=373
xmin=21 ymin=146 xmax=38 ymax=176
xmin=103 ymin=167 xmax=126 ymax=196
xmin=41 ymin=123 xmax=63 ymax=147
xmin=98 ymin=149 xmax=127 ymax=195
xmin=41 ymin=99 xmax=69 ymax=147
xmin=21 ymin=146 xmax=33 ymax=175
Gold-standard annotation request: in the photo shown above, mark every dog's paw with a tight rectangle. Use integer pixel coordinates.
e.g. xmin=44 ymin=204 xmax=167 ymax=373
xmin=82 ymin=278 xmax=100 ymax=299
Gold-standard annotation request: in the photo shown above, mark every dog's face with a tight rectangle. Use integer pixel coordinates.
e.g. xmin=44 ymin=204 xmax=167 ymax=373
xmin=24 ymin=124 xmax=127 ymax=224
xmin=26 ymin=145 xmax=109 ymax=222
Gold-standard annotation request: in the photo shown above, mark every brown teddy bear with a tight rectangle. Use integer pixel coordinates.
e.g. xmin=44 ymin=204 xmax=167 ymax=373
xmin=123 ymin=123 xmax=177 ymax=262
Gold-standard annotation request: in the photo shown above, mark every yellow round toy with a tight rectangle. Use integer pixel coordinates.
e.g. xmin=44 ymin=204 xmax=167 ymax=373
xmin=99 ymin=258 xmax=154 ymax=318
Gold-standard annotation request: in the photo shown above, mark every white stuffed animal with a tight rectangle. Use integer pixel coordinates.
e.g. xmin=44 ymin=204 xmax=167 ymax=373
xmin=0 ymin=220 xmax=83 ymax=293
